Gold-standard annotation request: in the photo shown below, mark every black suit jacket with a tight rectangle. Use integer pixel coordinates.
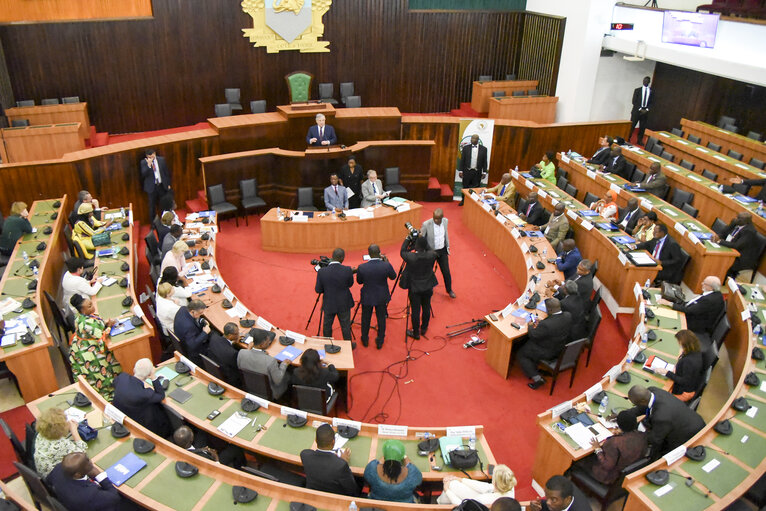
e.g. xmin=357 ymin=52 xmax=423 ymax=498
xmin=460 ymin=144 xmax=488 ymax=173
xmin=356 ymin=258 xmax=396 ymax=306
xmin=604 ymin=154 xmax=629 ymax=180
xmin=140 ymin=156 xmax=172 ymax=194
xmin=631 ymin=86 xmax=654 ymax=115
xmin=573 ymin=273 xmax=594 ymax=302
xmin=541 ymin=484 xmax=591 ymax=511
xmin=46 ymin=465 xmax=138 ymax=511
xmin=207 ymin=333 xmax=242 ymax=387
xmin=522 ymin=201 xmax=546 ymax=226
xmin=315 ymin=262 xmax=354 ymax=313
xmin=173 ymin=307 xmax=209 ymax=364
xmin=629 ymin=387 xmax=705 ymax=459
xmin=528 ymin=311 xmax=573 ymax=356
xmin=588 ymin=146 xmax=611 ymax=165
xmin=743 ymin=178 xmax=766 ymax=202
xmin=306 ymin=124 xmax=337 ymax=146
xmin=617 ymin=206 xmax=644 ymax=234
xmin=719 ymin=222 xmax=759 ymax=272
xmin=300 ymin=449 xmax=359 ymax=496
xmin=671 ymin=291 xmax=724 ymax=335
xmin=636 ymin=235 xmax=684 ymax=284
xmin=561 ymin=294 xmax=587 ymax=341
xmin=400 ymin=239 xmax=438 ymax=293
xmin=112 ymin=372 xmax=171 ymax=438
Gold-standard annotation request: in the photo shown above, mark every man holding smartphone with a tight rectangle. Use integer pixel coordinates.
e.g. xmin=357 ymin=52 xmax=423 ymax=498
xmin=300 ymin=424 xmax=359 ymax=496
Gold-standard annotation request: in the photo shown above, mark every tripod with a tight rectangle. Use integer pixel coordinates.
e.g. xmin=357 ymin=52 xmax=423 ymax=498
xmin=446 ymin=318 xmax=489 ymax=338
xmin=644 ymin=0 xmax=658 ymax=6
xmin=306 ymin=292 xmax=324 ymax=336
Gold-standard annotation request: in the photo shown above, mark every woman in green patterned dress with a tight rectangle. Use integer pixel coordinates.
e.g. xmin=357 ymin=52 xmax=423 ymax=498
xmin=68 ymin=293 xmax=122 ymax=400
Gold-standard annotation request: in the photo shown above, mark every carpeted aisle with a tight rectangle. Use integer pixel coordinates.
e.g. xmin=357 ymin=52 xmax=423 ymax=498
xmin=0 ymin=405 xmax=35 ymax=481
xmin=202 ymin=201 xmax=627 ymax=500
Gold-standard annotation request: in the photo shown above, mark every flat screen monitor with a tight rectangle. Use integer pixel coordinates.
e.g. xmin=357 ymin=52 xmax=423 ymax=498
xmin=662 ymin=10 xmax=719 ymax=49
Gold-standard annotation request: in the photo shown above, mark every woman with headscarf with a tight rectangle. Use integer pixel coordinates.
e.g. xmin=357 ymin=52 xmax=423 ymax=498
xmin=68 ymin=293 xmax=122 ymax=400
xmin=71 ymin=203 xmax=112 ymax=260
xmin=591 ymin=189 xmax=619 ymax=222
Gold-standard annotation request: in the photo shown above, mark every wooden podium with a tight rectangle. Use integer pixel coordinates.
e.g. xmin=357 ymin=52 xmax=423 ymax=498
xmin=0 ymin=123 xmax=84 ymax=163
xmin=470 ymin=80 xmax=539 ymax=113
xmin=488 ymin=96 xmax=558 ymax=123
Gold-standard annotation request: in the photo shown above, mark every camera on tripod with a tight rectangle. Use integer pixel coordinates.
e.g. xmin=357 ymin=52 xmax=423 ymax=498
xmin=404 ymin=222 xmax=420 ymax=241
xmin=310 ymin=255 xmax=331 ymax=268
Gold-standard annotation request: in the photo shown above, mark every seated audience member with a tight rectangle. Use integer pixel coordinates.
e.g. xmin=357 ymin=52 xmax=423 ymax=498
xmin=159 ymin=193 xmax=182 ymax=226
xmin=173 ymin=425 xmax=245 ymax=469
xmin=361 ymin=169 xmax=387 ymax=207
xmin=635 ymin=161 xmax=667 ymax=198
xmin=300 ymin=423 xmax=359 ymax=496
xmin=518 ymin=298 xmax=573 ymax=390
xmin=173 ymin=300 xmax=210 ymax=364
xmin=626 ymin=385 xmax=705 ymax=459
xmin=160 ymin=219 xmax=182 ymax=258
xmin=530 ymin=475 xmax=590 ymax=511
xmin=34 ymin=408 xmax=87 ymax=478
xmin=72 ymin=190 xmax=100 ymax=220
xmin=518 ymin=192 xmax=546 ymax=226
xmin=588 ymin=136 xmax=613 ymax=165
xmin=155 ymin=211 xmax=174 ymax=248
xmin=601 ymin=146 xmax=629 ymax=179
xmin=659 ymin=275 xmax=724 ymax=337
xmin=0 ymin=202 xmax=32 ymax=258
xmin=574 ymin=410 xmax=647 ymax=485
xmin=558 ymin=281 xmax=587 ymax=341
xmin=364 ymin=439 xmax=423 ymax=503
xmin=46 ymin=452 xmax=141 ymax=511
xmin=633 ymin=211 xmax=658 ymax=243
xmin=730 ymin=175 xmax=766 ymax=202
xmin=155 ymin=283 xmax=180 ymax=335
xmin=533 ymin=151 xmax=557 ymax=185
xmin=485 ymin=172 xmax=516 ymax=207
xmin=207 ymin=322 xmax=242 ymax=387
xmin=291 ymin=348 xmax=339 ymax=398
xmin=71 ymin=203 xmax=112 ymax=260
xmin=113 ymin=358 xmax=172 ymax=438
xmin=616 ymin=197 xmax=643 ymax=234
xmin=549 ymin=259 xmax=594 ymax=303
xmin=554 ymin=239 xmax=581 ymax=280
xmin=542 ymin=203 xmax=569 ymax=252
xmin=436 ymin=464 xmax=517 ymax=506
xmin=654 ymin=330 xmax=704 ymax=401
xmin=636 ymin=223 xmax=683 ymax=284
xmin=324 ymin=173 xmax=349 ymax=212
xmin=160 ymin=240 xmax=190 ymax=277
xmin=591 ymin=190 xmax=618 ymax=222
xmin=62 ymin=257 xmax=102 ymax=315
xmin=236 ymin=328 xmax=289 ymax=398
xmin=69 ymin=294 xmax=121 ymax=401
xmin=492 ymin=497 xmax=522 ymax=511
xmin=159 ymin=266 xmax=191 ymax=306
xmin=712 ymin=212 xmax=759 ymax=280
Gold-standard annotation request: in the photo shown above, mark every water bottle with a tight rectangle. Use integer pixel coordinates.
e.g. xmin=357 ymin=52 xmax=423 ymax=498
xmin=33 ymin=265 xmax=38 ymax=277
xmin=120 ymin=207 xmax=125 ymax=218
xmin=757 ymin=201 xmax=764 ymax=217
xmin=598 ymin=395 xmax=609 ymax=415
xmin=276 ymin=206 xmax=282 ymax=219
xmin=626 ymin=347 xmax=633 ymax=365
xmin=514 ymin=165 xmax=519 ymax=173
xmin=348 ymin=501 xmax=358 ymax=511
xmin=641 ymin=332 xmax=648 ymax=349
xmin=469 ymin=434 xmax=476 ymax=450
xmin=22 ymin=251 xmax=28 ymax=263
xmin=644 ymin=279 xmax=650 ymax=289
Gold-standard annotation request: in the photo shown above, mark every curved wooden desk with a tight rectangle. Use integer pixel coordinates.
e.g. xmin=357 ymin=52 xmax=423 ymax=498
xmin=461 ymin=190 xmax=564 ymax=378
xmin=558 ymin=154 xmax=738 ymax=293
xmin=261 ymin=203 xmax=422 ymax=253
xmin=680 ymin=119 xmax=766 ymax=170
xmin=488 ymin=96 xmax=558 ymax=123
xmin=0 ymin=197 xmax=66 ymax=400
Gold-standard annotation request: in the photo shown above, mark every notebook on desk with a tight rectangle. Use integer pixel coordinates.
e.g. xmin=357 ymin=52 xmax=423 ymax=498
xmin=106 ymin=452 xmax=146 ymax=486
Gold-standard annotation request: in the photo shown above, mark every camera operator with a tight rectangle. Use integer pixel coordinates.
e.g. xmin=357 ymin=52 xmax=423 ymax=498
xmin=356 ymin=244 xmax=396 ymax=349
xmin=400 ymin=231 xmax=437 ymax=340
xmin=315 ymin=248 xmax=355 ymax=348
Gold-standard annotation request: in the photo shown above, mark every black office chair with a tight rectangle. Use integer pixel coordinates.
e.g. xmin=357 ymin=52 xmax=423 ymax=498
xmin=586 ymin=288 xmax=602 ymax=320
xmin=491 ymin=90 xmax=506 ymax=98
xmin=687 ymin=134 xmax=702 ymax=144
xmin=557 ymin=168 xmax=568 ymax=180
xmin=746 ymin=131 xmax=763 ymax=142
xmin=717 ymin=115 xmax=736 ymax=128
xmin=644 ymin=137 xmax=658 ymax=153
xmin=214 ymin=103 xmax=232 ymax=117
xmin=583 ymin=192 xmax=599 ymax=207
xmin=144 ymin=231 xmax=162 ymax=266
xmin=527 ymin=89 xmax=539 ymax=96
xmin=224 ymin=88 xmax=243 ymax=112
xmin=200 ymin=354 xmax=226 ymax=382
xmin=512 ymin=90 xmax=525 ymax=97
xmin=11 ymin=119 xmax=30 ymax=127
xmin=631 ymin=169 xmax=645 ymax=183
xmin=674 ymin=247 xmax=691 ymax=285
xmin=723 ymin=123 xmax=738 ymax=134
xmin=62 ymin=96 xmax=80 ymax=104
xmin=163 ymin=403 xmax=186 ymax=431
xmin=569 ymin=456 xmax=652 ymax=511
xmin=564 ymin=184 xmax=578 ymax=199
xmin=15 ymin=100 xmax=34 ymax=107
xmin=208 ymin=184 xmax=239 ymax=228
xmin=516 ymin=197 xmax=528 ymax=214
xmin=584 ymin=306 xmax=602 ymax=367
xmin=556 ymin=176 xmax=568 ymax=190
xmin=749 ymin=157 xmax=765 ymax=170
xmin=537 ymin=338 xmax=587 ymax=395
xmin=505 ymin=73 xmax=517 ymax=80
xmin=14 ymin=461 xmax=54 ymax=509
xmin=681 ymin=203 xmax=698 ymax=218
xmin=711 ymin=314 xmax=731 ymax=351
xmin=743 ymin=232 xmax=766 ymax=283
xmin=706 ymin=141 xmax=722 ymax=152
xmin=41 ymin=98 xmax=59 ymax=105
xmin=240 ymin=367 xmax=273 ymax=401
xmin=660 ymin=150 xmax=674 ymax=162
xmin=345 ymin=95 xmax=362 ymax=108
xmin=250 ymin=100 xmax=267 ymax=113
xmin=727 ymin=149 xmax=743 ymax=161
xmin=294 ymin=384 xmax=339 ymax=415
xmin=296 ymin=187 xmax=318 ymax=211
xmin=624 ymin=162 xmax=636 ymax=180
xmin=701 ymin=169 xmax=718 ymax=182
xmin=671 ymin=128 xmax=684 ymax=137
xmin=318 ymin=83 xmax=338 ymax=105
xmin=650 ymin=144 xmax=664 ymax=156
xmin=712 ymin=217 xmax=727 ymax=236
xmin=384 ymin=167 xmax=407 ymax=196
xmin=679 ymin=159 xmax=695 ymax=171
xmin=478 ymin=75 xmax=492 ymax=82
xmin=0 ymin=418 xmax=27 ymax=467
xmin=670 ymin=189 xmax=694 ymax=208
xmin=239 ymin=178 xmax=267 ymax=225
xmin=168 ymin=330 xmax=187 ymax=356
xmin=339 ymin=82 xmax=354 ymax=105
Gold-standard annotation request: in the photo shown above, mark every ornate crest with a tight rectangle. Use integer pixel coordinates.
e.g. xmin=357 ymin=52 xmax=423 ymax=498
xmin=242 ymin=0 xmax=332 ymax=53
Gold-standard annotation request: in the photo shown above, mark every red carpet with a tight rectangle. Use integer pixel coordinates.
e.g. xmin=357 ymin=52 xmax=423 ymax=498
xmin=0 ymin=405 xmax=35 ymax=481
xmin=132 ymin=201 xmax=626 ymax=500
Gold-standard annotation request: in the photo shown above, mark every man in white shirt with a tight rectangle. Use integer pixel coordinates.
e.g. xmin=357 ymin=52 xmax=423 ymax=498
xmin=61 ymin=257 xmax=102 ymax=315
xmin=323 ymin=173 xmax=349 ymax=211
xmin=421 ymin=208 xmax=455 ymax=298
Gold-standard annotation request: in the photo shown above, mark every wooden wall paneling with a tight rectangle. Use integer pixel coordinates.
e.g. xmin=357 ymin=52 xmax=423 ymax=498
xmin=0 ymin=37 xmax=12 ymax=121
xmin=0 ymin=161 xmax=78 ymax=212
xmin=516 ymin=12 xmax=565 ymax=96
xmin=0 ymin=0 xmax=153 ymax=23
xmin=401 ymin=117 xmax=461 ymax=187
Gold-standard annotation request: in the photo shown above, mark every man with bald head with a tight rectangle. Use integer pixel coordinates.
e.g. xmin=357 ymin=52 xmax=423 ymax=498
xmin=541 ymin=203 xmax=569 ymax=252
xmin=485 ymin=172 xmax=516 ymax=206
xmin=635 ymin=161 xmax=666 ymax=197
xmin=602 ymin=146 xmax=628 ymax=179
xmin=46 ymin=452 xmax=140 ymax=510
xmin=713 ymin=212 xmax=760 ymax=279
xmin=617 ymin=197 xmax=643 ymax=234
xmin=659 ymin=276 xmax=724 ymax=338
xmin=422 ymin=208 xmax=455 ymax=298
xmin=519 ymin=192 xmax=545 ymax=226
xmin=626 ymin=385 xmax=704 ymax=459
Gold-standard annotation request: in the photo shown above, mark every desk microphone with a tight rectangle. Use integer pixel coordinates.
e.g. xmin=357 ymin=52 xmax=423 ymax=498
xmin=323 ymin=336 xmax=341 ymax=355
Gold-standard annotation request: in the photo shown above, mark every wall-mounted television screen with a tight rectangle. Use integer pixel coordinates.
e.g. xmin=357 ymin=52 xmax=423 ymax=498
xmin=662 ymin=11 xmax=719 ymax=48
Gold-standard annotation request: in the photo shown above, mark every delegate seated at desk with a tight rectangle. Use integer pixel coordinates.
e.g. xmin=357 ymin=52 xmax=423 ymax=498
xmin=485 ymin=172 xmax=516 ymax=207
xmin=324 ymin=173 xmax=349 ymax=211
xmin=301 ymin=423 xmax=360 ymax=496
xmin=634 ymin=162 xmax=666 ymax=198
xmin=306 ymin=113 xmax=337 ymax=146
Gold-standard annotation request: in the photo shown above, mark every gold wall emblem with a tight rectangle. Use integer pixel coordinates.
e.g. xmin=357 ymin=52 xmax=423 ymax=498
xmin=242 ymin=0 xmax=332 ymax=53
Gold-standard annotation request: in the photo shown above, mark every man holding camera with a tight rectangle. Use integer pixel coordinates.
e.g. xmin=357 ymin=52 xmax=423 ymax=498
xmin=356 ymin=244 xmax=396 ymax=349
xmin=400 ymin=233 xmax=438 ymax=340
xmin=421 ymin=208 xmax=455 ymax=298
xmin=315 ymin=248 xmax=355 ymax=347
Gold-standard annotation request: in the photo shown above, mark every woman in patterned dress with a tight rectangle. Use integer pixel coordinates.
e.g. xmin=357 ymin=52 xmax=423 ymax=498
xmin=68 ymin=293 xmax=122 ymax=400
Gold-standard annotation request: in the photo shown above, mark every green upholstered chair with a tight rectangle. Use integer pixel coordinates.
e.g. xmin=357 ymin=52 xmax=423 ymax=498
xmin=285 ymin=71 xmax=314 ymax=103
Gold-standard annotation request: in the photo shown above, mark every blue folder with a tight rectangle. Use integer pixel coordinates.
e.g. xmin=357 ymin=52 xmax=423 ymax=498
xmin=578 ymin=210 xmax=599 ymax=217
xmin=106 ymin=452 xmax=147 ymax=486
xmin=275 ymin=345 xmax=302 ymax=362
xmin=612 ymin=236 xmax=636 ymax=244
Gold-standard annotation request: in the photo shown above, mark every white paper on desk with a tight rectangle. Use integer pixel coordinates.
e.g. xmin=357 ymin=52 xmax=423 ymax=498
xmin=598 ymin=416 xmax=618 ymax=429
xmin=104 ymin=404 xmax=126 ymax=425
xmin=633 ymin=282 xmax=641 ymax=300
xmin=561 ymin=154 xmax=570 ymax=164
xmin=500 ymin=302 xmax=515 ymax=318
xmin=509 ymin=214 xmax=525 ymax=226
xmin=65 ymin=407 xmax=86 ymax=423
xmin=223 ymin=288 xmax=235 ymax=302
xmin=481 ymin=202 xmax=492 ymax=212
xmin=567 ymin=210 xmax=578 ymax=221
xmin=511 ymin=170 xmax=519 ymax=179
xmin=586 ymin=170 xmax=597 ymax=180
xmin=713 ymin=155 xmax=726 ymax=161
xmin=397 ymin=202 xmax=411 ymax=212
xmin=520 ymin=242 xmax=529 ymax=254
xmin=510 ymin=228 xmax=520 ymax=239
xmin=581 ymin=220 xmax=594 ymax=231
xmin=332 ymin=434 xmax=349 ymax=451
xmin=610 ymin=183 xmax=621 ymax=194
xmin=654 ymin=483 xmax=674 ymax=497
xmin=708 ymin=241 xmax=721 ymax=248
xmin=688 ymin=233 xmax=700 ymax=245
xmin=292 ymin=214 xmax=309 ymax=223
xmin=217 ymin=413 xmax=250 ymax=438
xmin=256 ymin=316 xmax=273 ymax=331
xmin=345 ymin=187 xmax=355 ymax=199
xmin=640 ymin=199 xmax=653 ymax=211
xmin=564 ymin=423 xmax=598 ymax=450
xmin=538 ymin=190 xmax=548 ymax=199
xmin=741 ymin=310 xmax=751 ymax=321
xmin=378 ymin=424 xmax=408 ymax=436
xmin=0 ymin=333 xmax=17 ymax=347
xmin=674 ymin=222 xmax=687 ymax=236
xmin=102 ymin=277 xmax=116 ymax=287
xmin=0 ymin=298 xmax=21 ymax=315
xmin=746 ymin=406 xmax=758 ymax=418
xmin=525 ymin=179 xmax=534 ymax=190
xmin=585 ymin=383 xmax=603 ymax=402
xmin=702 ymin=459 xmax=720 ymax=473
xmin=359 ymin=210 xmax=374 ymax=220
xmin=551 ymin=198 xmax=559 ymax=207
xmin=687 ymin=174 xmax=702 ymax=181
xmin=663 ymin=445 xmax=686 ymax=466
xmin=226 ymin=303 xmax=248 ymax=318
xmin=760 ymin=381 xmax=766 ymax=393
xmin=131 ymin=305 xmax=144 ymax=319
xmin=550 ymin=401 xmax=572 ymax=420
xmin=618 ymin=252 xmax=628 ymax=266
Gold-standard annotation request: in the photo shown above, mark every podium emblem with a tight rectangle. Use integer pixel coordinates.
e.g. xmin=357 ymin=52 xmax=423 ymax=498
xmin=242 ymin=0 xmax=332 ymax=53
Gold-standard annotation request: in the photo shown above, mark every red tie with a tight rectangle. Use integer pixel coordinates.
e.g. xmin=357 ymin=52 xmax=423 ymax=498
xmin=526 ymin=203 xmax=533 ymax=216
xmin=334 ymin=186 xmax=338 ymax=196
xmin=653 ymin=238 xmax=663 ymax=259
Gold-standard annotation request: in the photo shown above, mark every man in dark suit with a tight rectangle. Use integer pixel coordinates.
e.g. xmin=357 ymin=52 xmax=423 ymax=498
xmin=588 ymin=136 xmax=613 ymax=166
xmin=421 ymin=208 xmax=455 ymax=298
xmin=519 ymin=298 xmax=573 ymax=389
xmin=207 ymin=322 xmax=242 ymax=387
xmin=306 ymin=113 xmax=337 ymax=146
xmin=630 ymin=76 xmax=654 ymax=145
xmin=601 ymin=146 xmax=629 ymax=180
xmin=635 ymin=162 xmax=667 ymax=198
xmin=519 ymin=192 xmax=546 ymax=226
xmin=46 ymin=452 xmax=140 ymax=511
xmin=730 ymin=176 xmax=766 ymax=202
xmin=552 ymin=259 xmax=594 ymax=303
xmin=555 ymin=239 xmax=582 ymax=280
xmin=112 ymin=358 xmax=172 ymax=438
xmin=617 ymin=198 xmax=644 ymax=234
xmin=636 ymin=223 xmax=684 ymax=284
xmin=529 ymin=475 xmax=590 ymax=511
xmin=659 ymin=276 xmax=724 ymax=337
xmin=173 ymin=300 xmax=210 ymax=365
xmin=300 ymin=423 xmax=359 ymax=496
xmin=356 ymin=244 xmax=396 ymax=349
xmin=400 ymin=235 xmax=438 ymax=340
xmin=140 ymin=148 xmax=172 ymax=224
xmin=559 ymin=281 xmax=587 ymax=341
xmin=713 ymin=212 xmax=760 ymax=279
xmin=458 ymin=134 xmax=488 ymax=205
xmin=315 ymin=247 xmax=355 ymax=346
xmin=626 ymin=385 xmax=705 ymax=459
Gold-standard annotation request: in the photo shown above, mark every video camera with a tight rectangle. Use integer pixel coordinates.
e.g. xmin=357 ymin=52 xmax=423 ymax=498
xmin=310 ymin=255 xmax=331 ymax=268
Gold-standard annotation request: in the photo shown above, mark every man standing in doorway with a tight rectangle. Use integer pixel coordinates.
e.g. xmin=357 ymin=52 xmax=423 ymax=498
xmin=459 ymin=134 xmax=487 ymax=205
xmin=140 ymin=148 xmax=172 ymax=224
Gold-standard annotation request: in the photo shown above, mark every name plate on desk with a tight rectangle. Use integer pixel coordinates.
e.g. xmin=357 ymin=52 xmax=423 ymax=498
xmin=550 ymin=401 xmax=573 ymax=419
xmin=223 ymin=288 xmax=235 ymax=302
xmin=281 ymin=406 xmax=307 ymax=419
xmin=285 ymin=330 xmax=306 ymax=344
xmin=500 ymin=302 xmax=515 ymax=318
xmin=604 ymin=364 xmax=622 ymax=383
xmin=447 ymin=426 xmax=476 ymax=437
xmin=256 ymin=316 xmax=273 ymax=331
xmin=585 ymin=383 xmax=603 ymax=402
xmin=333 ymin=417 xmax=362 ymax=430
xmin=688 ymin=233 xmax=700 ymax=245
xmin=561 ymin=155 xmax=570 ymax=164
xmin=378 ymin=424 xmax=408 ymax=436
xmin=179 ymin=356 xmax=197 ymax=373
xmin=640 ymin=199 xmax=653 ymax=210
xmin=663 ymin=445 xmax=686 ymax=466
xmin=674 ymin=223 xmax=688 ymax=236
xmin=566 ymin=210 xmax=578 ymax=221
xmin=397 ymin=203 xmax=410 ymax=212
xmin=524 ymin=179 xmax=534 ymax=190
xmin=292 ymin=214 xmax=309 ymax=223
xmin=586 ymin=170 xmax=597 ymax=180
xmin=246 ymin=394 xmax=270 ymax=409
xmin=481 ymin=202 xmax=492 ymax=212
xmin=538 ymin=190 xmax=548 ymax=199
xmin=511 ymin=170 xmax=519 ymax=179
xmin=581 ymin=220 xmax=594 ymax=231
xmin=618 ymin=252 xmax=628 ymax=266
xmin=104 ymin=404 xmax=126 ymax=425
xmin=610 ymin=183 xmax=621 ymax=194
xmin=520 ymin=242 xmax=529 ymax=254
